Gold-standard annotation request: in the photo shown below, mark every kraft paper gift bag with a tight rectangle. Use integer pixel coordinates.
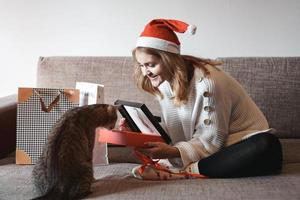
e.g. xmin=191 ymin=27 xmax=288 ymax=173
xmin=76 ymin=82 xmax=108 ymax=166
xmin=16 ymin=88 xmax=79 ymax=164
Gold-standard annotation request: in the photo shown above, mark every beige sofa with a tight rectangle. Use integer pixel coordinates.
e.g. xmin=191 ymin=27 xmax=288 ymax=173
xmin=0 ymin=56 xmax=300 ymax=199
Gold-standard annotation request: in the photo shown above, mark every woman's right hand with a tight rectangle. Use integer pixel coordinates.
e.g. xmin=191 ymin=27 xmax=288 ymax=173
xmin=118 ymin=118 xmax=132 ymax=131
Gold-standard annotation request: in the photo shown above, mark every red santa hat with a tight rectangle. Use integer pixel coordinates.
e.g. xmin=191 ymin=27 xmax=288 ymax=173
xmin=136 ymin=19 xmax=197 ymax=54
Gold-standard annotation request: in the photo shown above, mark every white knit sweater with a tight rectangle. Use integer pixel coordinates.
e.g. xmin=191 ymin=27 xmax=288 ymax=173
xmin=158 ymin=65 xmax=269 ymax=167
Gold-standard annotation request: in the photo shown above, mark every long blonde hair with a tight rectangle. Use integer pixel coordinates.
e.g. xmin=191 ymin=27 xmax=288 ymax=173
xmin=132 ymin=47 xmax=221 ymax=106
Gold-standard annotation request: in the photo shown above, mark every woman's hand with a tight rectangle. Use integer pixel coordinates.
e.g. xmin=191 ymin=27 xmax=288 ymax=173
xmin=136 ymin=142 xmax=180 ymax=159
xmin=118 ymin=118 xmax=132 ymax=131
xmin=119 ymin=118 xmax=180 ymax=159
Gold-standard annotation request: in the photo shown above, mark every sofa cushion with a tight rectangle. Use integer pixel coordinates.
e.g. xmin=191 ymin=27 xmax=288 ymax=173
xmin=281 ymin=139 xmax=300 ymax=164
xmin=1 ymin=154 xmax=300 ymax=200
xmin=218 ymin=57 xmax=300 ymax=138
xmin=37 ymin=56 xmax=300 ymax=138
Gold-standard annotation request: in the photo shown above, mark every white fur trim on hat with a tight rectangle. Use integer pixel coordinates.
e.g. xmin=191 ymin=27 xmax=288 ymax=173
xmin=136 ymin=36 xmax=180 ymax=54
xmin=187 ymin=25 xmax=197 ymax=35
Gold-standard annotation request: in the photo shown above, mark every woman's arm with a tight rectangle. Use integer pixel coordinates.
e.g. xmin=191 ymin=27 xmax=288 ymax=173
xmin=171 ymin=71 xmax=232 ymax=167
xmin=136 ymin=142 xmax=180 ymax=159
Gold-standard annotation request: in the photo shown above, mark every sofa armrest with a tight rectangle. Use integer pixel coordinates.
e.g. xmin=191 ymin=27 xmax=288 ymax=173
xmin=0 ymin=94 xmax=17 ymax=158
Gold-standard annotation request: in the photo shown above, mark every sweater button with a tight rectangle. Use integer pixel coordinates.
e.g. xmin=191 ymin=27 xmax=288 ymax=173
xmin=203 ymin=91 xmax=211 ymax=97
xmin=204 ymin=119 xmax=212 ymax=125
xmin=204 ymin=106 xmax=213 ymax=112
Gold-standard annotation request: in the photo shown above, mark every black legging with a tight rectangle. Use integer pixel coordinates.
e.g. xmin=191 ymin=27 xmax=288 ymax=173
xmin=197 ymin=132 xmax=282 ymax=178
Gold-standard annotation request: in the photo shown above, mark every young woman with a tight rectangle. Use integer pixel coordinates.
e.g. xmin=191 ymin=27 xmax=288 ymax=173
xmin=120 ymin=19 xmax=282 ymax=179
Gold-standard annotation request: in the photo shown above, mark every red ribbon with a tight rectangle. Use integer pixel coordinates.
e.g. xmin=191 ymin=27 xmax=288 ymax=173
xmin=134 ymin=150 xmax=207 ymax=179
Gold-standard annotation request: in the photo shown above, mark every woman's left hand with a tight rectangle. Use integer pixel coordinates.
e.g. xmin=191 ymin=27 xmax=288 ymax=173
xmin=136 ymin=142 xmax=180 ymax=159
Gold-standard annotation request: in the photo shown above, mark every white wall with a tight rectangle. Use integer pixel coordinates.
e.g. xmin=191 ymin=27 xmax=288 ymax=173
xmin=0 ymin=0 xmax=299 ymax=97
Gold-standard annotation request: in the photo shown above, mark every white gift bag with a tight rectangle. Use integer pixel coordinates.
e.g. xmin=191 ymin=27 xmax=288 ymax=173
xmin=76 ymin=82 xmax=104 ymax=106
xmin=76 ymin=82 xmax=108 ymax=166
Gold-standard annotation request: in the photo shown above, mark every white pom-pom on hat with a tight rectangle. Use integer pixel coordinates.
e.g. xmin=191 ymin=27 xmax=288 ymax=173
xmin=187 ymin=25 xmax=197 ymax=35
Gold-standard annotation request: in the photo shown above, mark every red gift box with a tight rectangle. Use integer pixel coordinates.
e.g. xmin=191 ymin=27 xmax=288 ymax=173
xmin=97 ymin=129 xmax=165 ymax=148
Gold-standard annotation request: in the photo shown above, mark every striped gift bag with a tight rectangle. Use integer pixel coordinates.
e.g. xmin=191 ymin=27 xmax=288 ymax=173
xmin=16 ymin=88 xmax=79 ymax=164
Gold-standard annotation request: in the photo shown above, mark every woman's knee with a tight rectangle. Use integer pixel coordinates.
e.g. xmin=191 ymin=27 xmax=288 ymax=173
xmin=250 ymin=133 xmax=282 ymax=162
xmin=249 ymin=133 xmax=280 ymax=149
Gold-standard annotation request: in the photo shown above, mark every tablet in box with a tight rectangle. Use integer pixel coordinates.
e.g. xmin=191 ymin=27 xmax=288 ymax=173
xmin=114 ymin=100 xmax=172 ymax=144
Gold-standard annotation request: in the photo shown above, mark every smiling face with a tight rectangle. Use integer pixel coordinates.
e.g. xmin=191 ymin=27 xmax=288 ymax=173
xmin=135 ymin=50 xmax=171 ymax=88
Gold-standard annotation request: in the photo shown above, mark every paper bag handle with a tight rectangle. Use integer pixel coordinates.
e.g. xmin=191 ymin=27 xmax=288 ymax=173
xmin=34 ymin=89 xmax=61 ymax=113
